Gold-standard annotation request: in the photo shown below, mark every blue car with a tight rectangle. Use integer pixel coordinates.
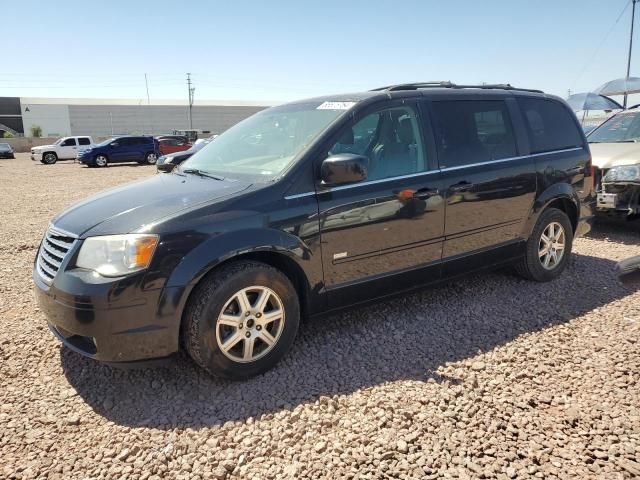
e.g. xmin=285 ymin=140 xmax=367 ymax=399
xmin=78 ymin=136 xmax=159 ymax=167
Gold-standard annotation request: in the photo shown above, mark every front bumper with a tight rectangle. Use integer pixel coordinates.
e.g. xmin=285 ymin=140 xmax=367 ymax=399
xmin=34 ymin=268 xmax=183 ymax=363
xmin=31 ymin=152 xmax=42 ymax=161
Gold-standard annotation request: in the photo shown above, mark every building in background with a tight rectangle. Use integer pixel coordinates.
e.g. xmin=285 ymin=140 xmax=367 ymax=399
xmin=0 ymin=97 xmax=273 ymax=138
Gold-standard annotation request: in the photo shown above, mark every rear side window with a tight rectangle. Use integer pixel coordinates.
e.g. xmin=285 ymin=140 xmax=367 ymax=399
xmin=78 ymin=137 xmax=91 ymax=145
xmin=518 ymin=98 xmax=583 ymax=154
xmin=431 ymin=100 xmax=517 ymax=168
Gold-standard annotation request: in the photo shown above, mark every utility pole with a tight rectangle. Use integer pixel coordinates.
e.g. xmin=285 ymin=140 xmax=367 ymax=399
xmin=625 ymin=0 xmax=638 ymax=108
xmin=187 ymin=73 xmax=195 ymax=129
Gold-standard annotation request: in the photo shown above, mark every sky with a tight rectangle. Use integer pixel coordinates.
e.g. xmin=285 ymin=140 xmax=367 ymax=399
xmin=2 ymin=0 xmax=639 ymax=104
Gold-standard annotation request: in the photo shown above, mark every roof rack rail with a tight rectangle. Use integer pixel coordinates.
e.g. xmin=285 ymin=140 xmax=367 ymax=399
xmin=371 ymin=82 xmax=544 ymax=94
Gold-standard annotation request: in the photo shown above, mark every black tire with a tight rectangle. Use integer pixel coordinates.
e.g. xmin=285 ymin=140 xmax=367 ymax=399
xmin=516 ymin=207 xmax=573 ymax=282
xmin=144 ymin=152 xmax=158 ymax=165
xmin=182 ymin=260 xmax=300 ymax=379
xmin=42 ymin=152 xmax=57 ymax=164
xmin=94 ymin=154 xmax=108 ymax=167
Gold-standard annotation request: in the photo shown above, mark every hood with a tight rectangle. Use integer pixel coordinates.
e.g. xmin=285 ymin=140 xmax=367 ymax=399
xmin=52 ymin=172 xmax=251 ymax=237
xmin=32 ymin=144 xmax=55 ymax=151
xmin=590 ymin=142 xmax=640 ymax=169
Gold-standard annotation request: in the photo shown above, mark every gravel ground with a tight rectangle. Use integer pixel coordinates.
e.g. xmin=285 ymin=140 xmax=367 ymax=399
xmin=1 ymin=154 xmax=639 ymax=480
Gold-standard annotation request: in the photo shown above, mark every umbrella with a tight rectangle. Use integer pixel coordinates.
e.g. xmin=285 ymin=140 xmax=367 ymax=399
xmin=566 ymin=92 xmax=623 ymax=112
xmin=594 ymin=77 xmax=640 ymax=96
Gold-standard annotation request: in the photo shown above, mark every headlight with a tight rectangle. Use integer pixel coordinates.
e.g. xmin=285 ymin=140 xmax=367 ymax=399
xmin=603 ymin=165 xmax=640 ymax=183
xmin=76 ymin=234 xmax=159 ymax=277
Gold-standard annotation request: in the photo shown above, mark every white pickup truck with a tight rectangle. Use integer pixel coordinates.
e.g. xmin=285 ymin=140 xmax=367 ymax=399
xmin=31 ymin=136 xmax=94 ymax=164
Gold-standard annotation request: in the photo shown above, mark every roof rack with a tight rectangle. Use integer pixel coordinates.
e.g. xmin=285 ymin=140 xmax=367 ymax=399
xmin=371 ymin=82 xmax=544 ymax=94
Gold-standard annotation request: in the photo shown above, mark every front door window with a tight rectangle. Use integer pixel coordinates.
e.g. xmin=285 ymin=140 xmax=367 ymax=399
xmin=329 ymin=106 xmax=426 ymax=181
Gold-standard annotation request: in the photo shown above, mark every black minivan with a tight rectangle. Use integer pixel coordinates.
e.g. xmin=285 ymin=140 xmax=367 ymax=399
xmin=34 ymin=82 xmax=595 ymax=379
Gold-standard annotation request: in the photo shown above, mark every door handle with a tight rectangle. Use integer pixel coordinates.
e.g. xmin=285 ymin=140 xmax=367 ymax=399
xmin=450 ymin=181 xmax=473 ymax=193
xmin=414 ymin=187 xmax=440 ymax=199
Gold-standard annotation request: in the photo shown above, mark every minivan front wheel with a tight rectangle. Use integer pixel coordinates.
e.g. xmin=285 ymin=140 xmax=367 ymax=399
xmin=95 ymin=155 xmax=108 ymax=167
xmin=516 ymin=207 xmax=573 ymax=282
xmin=182 ymin=260 xmax=300 ymax=379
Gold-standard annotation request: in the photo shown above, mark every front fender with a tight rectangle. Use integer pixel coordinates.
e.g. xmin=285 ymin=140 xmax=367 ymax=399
xmin=522 ymin=183 xmax=579 ymax=237
xmin=166 ymin=228 xmax=313 ymax=288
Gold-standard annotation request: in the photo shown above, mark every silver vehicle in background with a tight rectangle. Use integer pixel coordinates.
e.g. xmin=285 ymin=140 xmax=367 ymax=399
xmin=0 ymin=142 xmax=14 ymax=159
xmin=588 ymin=109 xmax=640 ymax=219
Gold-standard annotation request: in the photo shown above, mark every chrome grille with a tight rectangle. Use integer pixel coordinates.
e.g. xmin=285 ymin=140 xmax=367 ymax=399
xmin=36 ymin=226 xmax=78 ymax=283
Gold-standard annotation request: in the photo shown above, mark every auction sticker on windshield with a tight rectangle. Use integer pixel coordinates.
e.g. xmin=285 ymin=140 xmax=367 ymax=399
xmin=317 ymin=101 xmax=357 ymax=110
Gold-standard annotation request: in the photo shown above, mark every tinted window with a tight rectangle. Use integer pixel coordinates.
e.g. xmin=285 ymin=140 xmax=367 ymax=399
xmin=518 ymin=98 xmax=583 ymax=153
xmin=431 ymin=100 xmax=517 ymax=168
xmin=329 ymin=106 xmax=426 ymax=181
xmin=60 ymin=138 xmax=76 ymax=147
xmin=78 ymin=137 xmax=91 ymax=145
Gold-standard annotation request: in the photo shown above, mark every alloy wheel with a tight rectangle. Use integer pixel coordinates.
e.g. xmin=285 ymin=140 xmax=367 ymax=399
xmin=538 ymin=221 xmax=565 ymax=270
xmin=215 ymin=286 xmax=285 ymax=363
xmin=96 ymin=155 xmax=107 ymax=167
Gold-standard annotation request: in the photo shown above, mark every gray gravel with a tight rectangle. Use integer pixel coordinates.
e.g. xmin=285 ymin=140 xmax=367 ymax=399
xmin=1 ymin=154 xmax=639 ymax=479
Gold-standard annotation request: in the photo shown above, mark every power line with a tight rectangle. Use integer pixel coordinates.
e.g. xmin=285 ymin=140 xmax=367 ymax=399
xmin=570 ymin=0 xmax=632 ymax=91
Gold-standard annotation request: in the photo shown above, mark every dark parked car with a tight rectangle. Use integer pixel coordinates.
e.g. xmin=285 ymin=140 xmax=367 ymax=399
xmin=78 ymin=136 xmax=159 ymax=167
xmin=0 ymin=142 xmax=14 ymax=159
xmin=156 ymin=136 xmax=216 ymax=172
xmin=34 ymin=82 xmax=595 ymax=379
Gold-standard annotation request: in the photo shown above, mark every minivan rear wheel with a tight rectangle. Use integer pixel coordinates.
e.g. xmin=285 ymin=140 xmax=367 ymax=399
xmin=145 ymin=152 xmax=157 ymax=165
xmin=516 ymin=207 xmax=573 ymax=282
xmin=182 ymin=260 xmax=300 ymax=379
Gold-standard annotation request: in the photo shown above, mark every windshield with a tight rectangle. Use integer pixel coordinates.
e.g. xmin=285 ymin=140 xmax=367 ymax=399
xmin=96 ymin=138 xmax=115 ymax=147
xmin=589 ymin=111 xmax=640 ymax=143
xmin=53 ymin=138 xmax=64 ymax=145
xmin=180 ymin=102 xmax=351 ymax=182
xmin=0 ymin=143 xmax=10 ymax=149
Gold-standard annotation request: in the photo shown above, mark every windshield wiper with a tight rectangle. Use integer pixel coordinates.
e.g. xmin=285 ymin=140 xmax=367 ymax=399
xmin=181 ymin=168 xmax=225 ymax=180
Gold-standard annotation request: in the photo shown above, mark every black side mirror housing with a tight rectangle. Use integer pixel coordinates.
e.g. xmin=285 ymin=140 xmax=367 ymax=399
xmin=320 ymin=153 xmax=368 ymax=186
xmin=111 ymin=143 xmax=118 ymax=148
xmin=616 ymin=255 xmax=640 ymax=286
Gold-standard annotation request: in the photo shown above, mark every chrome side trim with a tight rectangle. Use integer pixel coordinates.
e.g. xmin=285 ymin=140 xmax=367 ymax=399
xmin=284 ymin=191 xmax=317 ymax=200
xmin=439 ymin=147 xmax=584 ymax=173
xmin=283 ymin=147 xmax=585 ymax=198
xmin=328 ymin=170 xmax=440 ymax=192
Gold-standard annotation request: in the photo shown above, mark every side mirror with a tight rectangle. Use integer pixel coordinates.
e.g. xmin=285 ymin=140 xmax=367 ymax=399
xmin=111 ymin=142 xmax=119 ymax=148
xmin=320 ymin=153 xmax=368 ymax=186
xmin=616 ymin=256 xmax=640 ymax=286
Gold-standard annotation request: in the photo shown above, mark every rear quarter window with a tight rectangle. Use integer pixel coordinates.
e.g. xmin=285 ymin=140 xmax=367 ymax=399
xmin=518 ymin=98 xmax=583 ymax=154
xmin=78 ymin=137 xmax=91 ymax=145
